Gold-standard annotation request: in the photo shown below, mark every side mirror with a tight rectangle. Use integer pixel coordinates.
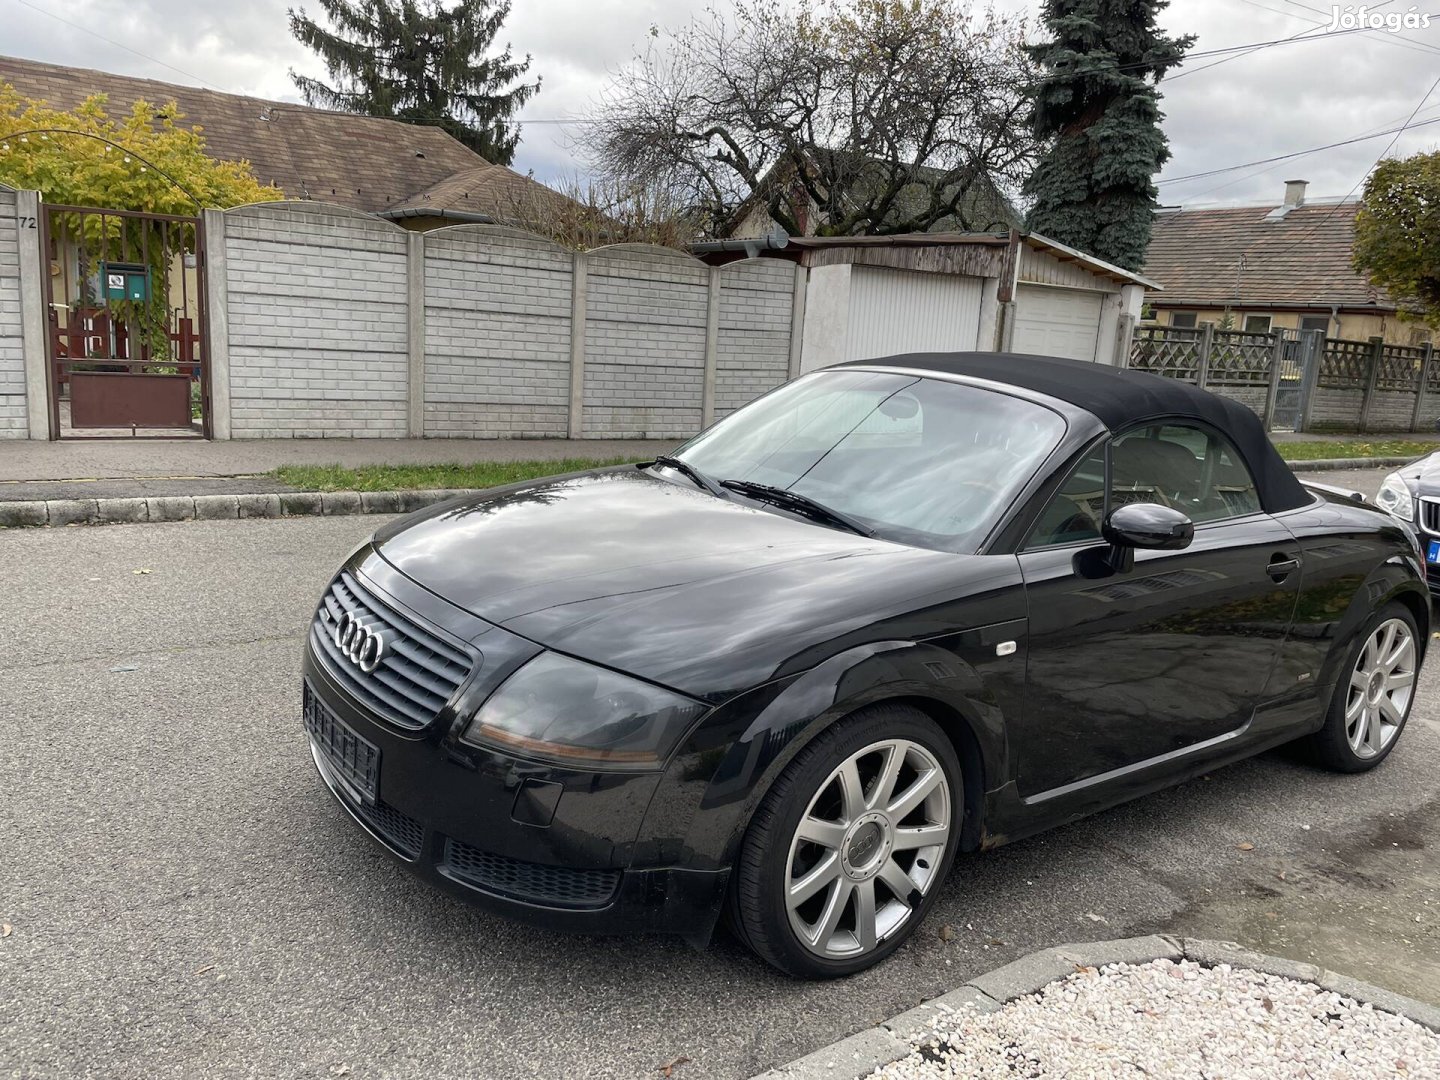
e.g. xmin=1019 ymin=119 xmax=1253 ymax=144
xmin=1102 ymin=503 xmax=1195 ymax=551
xmin=1097 ymin=503 xmax=1194 ymax=574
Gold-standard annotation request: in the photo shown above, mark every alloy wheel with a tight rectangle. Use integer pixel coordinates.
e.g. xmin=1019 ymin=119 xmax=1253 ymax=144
xmin=784 ymin=739 xmax=951 ymax=959
xmin=1345 ymin=617 xmax=1416 ymax=760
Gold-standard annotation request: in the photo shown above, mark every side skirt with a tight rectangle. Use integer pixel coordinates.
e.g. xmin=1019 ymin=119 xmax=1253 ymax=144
xmin=976 ymin=703 xmax=1323 ymax=850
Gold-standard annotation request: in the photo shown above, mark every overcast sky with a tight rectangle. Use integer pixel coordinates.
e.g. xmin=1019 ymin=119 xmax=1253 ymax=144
xmin=5 ymin=0 xmax=1440 ymax=207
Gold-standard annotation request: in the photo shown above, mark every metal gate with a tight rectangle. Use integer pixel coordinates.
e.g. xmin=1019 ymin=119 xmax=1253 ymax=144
xmin=1270 ymin=329 xmax=1322 ymax=433
xmin=40 ymin=204 xmax=209 ymax=438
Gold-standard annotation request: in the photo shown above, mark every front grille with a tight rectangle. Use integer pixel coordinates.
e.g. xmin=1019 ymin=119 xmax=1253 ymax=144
xmin=1422 ymin=500 xmax=1440 ymax=535
xmin=312 ymin=571 xmax=474 ymax=729
xmin=354 ymin=799 xmax=425 ymax=860
xmin=440 ymin=838 xmax=620 ymax=909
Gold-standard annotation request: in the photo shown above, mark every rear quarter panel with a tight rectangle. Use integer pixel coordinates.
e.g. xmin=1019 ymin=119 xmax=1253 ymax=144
xmin=1271 ymin=494 xmax=1428 ymax=715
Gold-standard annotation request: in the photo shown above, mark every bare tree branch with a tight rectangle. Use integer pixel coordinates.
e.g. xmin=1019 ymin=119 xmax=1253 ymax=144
xmin=581 ymin=0 xmax=1041 ymax=238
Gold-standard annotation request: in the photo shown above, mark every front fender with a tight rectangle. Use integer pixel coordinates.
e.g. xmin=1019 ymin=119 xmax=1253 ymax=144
xmin=637 ymin=625 xmax=1025 ymax=878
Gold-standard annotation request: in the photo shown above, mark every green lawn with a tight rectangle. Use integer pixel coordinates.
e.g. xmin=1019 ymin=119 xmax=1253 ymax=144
xmin=270 ymin=458 xmax=638 ymax=492
xmin=1274 ymin=440 xmax=1440 ymax=462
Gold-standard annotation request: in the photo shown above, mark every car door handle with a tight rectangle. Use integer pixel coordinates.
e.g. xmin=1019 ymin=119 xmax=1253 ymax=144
xmin=1267 ymin=555 xmax=1302 ymax=582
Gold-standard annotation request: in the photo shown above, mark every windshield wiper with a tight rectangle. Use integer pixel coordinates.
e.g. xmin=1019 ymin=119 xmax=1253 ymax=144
xmin=720 ymin=480 xmax=874 ymax=537
xmin=646 ymin=455 xmax=730 ymax=500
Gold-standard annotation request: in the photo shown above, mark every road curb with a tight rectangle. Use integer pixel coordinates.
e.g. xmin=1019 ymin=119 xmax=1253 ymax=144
xmin=0 ymin=488 xmax=474 ymax=529
xmin=750 ymin=935 xmax=1440 ymax=1079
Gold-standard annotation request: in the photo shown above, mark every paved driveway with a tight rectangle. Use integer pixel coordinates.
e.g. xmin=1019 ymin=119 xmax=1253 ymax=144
xmin=2 ymin=514 xmax=1437 ymax=1079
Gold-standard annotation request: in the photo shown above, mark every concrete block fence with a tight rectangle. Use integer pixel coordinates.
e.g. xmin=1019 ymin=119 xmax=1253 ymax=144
xmin=202 ymin=203 xmax=806 ymax=441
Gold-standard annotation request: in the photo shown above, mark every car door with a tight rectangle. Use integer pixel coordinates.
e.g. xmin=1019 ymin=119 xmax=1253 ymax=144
xmin=1012 ymin=421 xmax=1302 ymax=799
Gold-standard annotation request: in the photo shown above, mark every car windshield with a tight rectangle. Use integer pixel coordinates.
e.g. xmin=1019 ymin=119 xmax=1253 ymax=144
xmin=672 ymin=369 xmax=1067 ymax=551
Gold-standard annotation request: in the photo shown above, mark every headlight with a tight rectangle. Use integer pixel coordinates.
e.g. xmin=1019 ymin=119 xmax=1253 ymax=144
xmin=460 ymin=652 xmax=708 ymax=770
xmin=1376 ymin=472 xmax=1415 ymax=522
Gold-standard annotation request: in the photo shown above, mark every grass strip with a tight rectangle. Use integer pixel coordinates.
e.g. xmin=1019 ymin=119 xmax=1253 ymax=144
xmin=270 ymin=457 xmax=638 ymax=492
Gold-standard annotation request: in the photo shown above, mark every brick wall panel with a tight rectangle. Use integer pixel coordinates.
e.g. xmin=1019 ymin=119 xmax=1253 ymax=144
xmin=223 ymin=204 xmax=410 ymax=437
xmin=581 ymin=247 xmax=711 ymax=438
xmin=1308 ymin=388 xmax=1365 ymax=429
xmin=421 ymin=226 xmax=574 ymax=437
xmin=713 ymin=259 xmax=795 ymax=419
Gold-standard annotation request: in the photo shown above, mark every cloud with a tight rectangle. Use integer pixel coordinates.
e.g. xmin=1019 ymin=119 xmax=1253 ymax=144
xmin=5 ymin=0 xmax=1440 ymax=206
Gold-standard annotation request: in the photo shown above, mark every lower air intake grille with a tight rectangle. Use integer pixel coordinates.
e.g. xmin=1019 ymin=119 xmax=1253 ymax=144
xmin=355 ymin=799 xmax=425 ymax=860
xmin=440 ymin=838 xmax=620 ymax=909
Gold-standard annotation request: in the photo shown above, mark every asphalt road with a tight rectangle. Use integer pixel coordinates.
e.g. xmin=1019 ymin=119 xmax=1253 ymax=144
xmin=2 ymin=503 xmax=1437 ymax=1080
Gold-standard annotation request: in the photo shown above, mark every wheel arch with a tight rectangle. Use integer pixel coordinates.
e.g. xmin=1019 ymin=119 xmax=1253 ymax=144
xmin=1390 ymin=585 xmax=1430 ymax=648
xmin=679 ymin=640 xmax=1010 ymax=875
xmin=1320 ymin=560 xmax=1431 ymax=693
xmin=882 ymin=694 xmax=988 ymax=855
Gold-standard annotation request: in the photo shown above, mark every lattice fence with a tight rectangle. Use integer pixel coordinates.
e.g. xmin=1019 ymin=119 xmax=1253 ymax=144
xmin=1375 ymin=343 xmax=1426 ymax=392
xmin=1128 ymin=326 xmax=1201 ymax=380
xmin=1128 ymin=321 xmax=1437 ymax=430
xmin=1206 ymin=329 xmax=1273 ymax=386
xmin=1318 ymin=338 xmax=1372 ymax=387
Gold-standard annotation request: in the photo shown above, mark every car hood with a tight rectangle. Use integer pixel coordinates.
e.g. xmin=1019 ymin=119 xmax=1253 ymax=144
xmin=1399 ymin=452 xmax=1440 ymax=492
xmin=374 ymin=468 xmax=1000 ymax=700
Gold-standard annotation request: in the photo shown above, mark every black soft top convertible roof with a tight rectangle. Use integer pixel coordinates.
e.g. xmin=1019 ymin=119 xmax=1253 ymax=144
xmin=842 ymin=351 xmax=1311 ymax=514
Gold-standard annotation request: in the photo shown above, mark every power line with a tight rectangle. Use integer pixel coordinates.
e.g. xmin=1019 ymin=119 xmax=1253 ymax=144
xmin=1159 ymin=113 xmax=1440 ymax=186
xmin=1227 ymin=0 xmax=1440 ymax=61
xmin=12 ymin=0 xmax=230 ymax=92
xmin=517 ymin=23 xmax=1419 ymax=129
xmin=1264 ymin=67 xmax=1440 ymax=257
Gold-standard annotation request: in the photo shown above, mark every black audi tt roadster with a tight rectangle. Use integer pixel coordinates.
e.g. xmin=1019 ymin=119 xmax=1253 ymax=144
xmin=303 ymin=352 xmax=1428 ymax=977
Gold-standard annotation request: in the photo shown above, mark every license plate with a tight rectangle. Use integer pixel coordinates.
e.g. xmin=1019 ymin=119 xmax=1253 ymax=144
xmin=1429 ymin=540 xmax=1440 ymax=565
xmin=304 ymin=682 xmax=379 ymax=804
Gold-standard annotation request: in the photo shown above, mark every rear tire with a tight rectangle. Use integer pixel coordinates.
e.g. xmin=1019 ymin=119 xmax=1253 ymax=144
xmin=730 ymin=703 xmax=963 ymax=978
xmin=1307 ymin=602 xmax=1419 ymax=773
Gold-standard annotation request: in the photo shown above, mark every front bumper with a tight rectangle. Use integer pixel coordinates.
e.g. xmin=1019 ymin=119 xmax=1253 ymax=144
xmin=300 ymin=561 xmax=729 ymax=946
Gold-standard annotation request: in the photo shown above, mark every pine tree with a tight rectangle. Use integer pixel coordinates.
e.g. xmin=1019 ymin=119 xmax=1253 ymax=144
xmin=1023 ymin=1 xmax=1192 ymax=270
xmin=288 ymin=0 xmax=539 ymax=165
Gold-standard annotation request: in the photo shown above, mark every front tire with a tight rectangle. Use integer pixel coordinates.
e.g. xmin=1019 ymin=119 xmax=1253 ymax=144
xmin=730 ymin=704 xmax=963 ymax=978
xmin=1308 ymin=602 xmax=1419 ymax=772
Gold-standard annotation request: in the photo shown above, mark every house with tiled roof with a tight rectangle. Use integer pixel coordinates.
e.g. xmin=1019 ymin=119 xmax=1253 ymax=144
xmin=0 ymin=54 xmax=581 ymax=229
xmin=1141 ymin=180 xmax=1431 ymax=348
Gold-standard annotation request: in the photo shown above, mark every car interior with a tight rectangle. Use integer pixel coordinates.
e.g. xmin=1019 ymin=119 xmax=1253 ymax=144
xmin=1029 ymin=423 xmax=1263 ymax=548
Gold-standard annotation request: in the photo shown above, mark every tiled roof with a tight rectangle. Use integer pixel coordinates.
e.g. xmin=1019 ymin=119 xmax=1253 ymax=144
xmin=1143 ymin=200 xmax=1394 ymax=310
xmin=0 ymin=54 xmax=487 ymax=212
xmin=387 ymin=164 xmax=584 ymax=224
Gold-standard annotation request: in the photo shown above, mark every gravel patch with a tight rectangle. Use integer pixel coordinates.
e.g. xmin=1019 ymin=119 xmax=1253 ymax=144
xmin=876 ymin=958 xmax=1440 ymax=1079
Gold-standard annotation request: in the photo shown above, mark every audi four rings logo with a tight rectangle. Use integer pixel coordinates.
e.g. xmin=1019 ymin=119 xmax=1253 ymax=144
xmin=333 ymin=610 xmax=388 ymax=673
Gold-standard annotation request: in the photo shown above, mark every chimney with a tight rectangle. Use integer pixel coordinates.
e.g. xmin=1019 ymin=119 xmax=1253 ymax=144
xmin=1283 ymin=179 xmax=1308 ymax=209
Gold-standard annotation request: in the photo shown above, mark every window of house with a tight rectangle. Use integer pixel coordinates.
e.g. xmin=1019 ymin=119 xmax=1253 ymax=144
xmin=1299 ymin=315 xmax=1330 ymax=334
xmin=1026 ymin=424 xmax=1263 ymax=549
xmin=1243 ymin=314 xmax=1273 ymax=333
xmin=1168 ymin=312 xmax=1198 ymax=329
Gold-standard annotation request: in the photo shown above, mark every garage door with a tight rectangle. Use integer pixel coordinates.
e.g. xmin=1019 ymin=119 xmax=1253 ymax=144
xmin=846 ymin=266 xmax=983 ymax=361
xmin=1012 ymin=285 xmax=1105 ymax=362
